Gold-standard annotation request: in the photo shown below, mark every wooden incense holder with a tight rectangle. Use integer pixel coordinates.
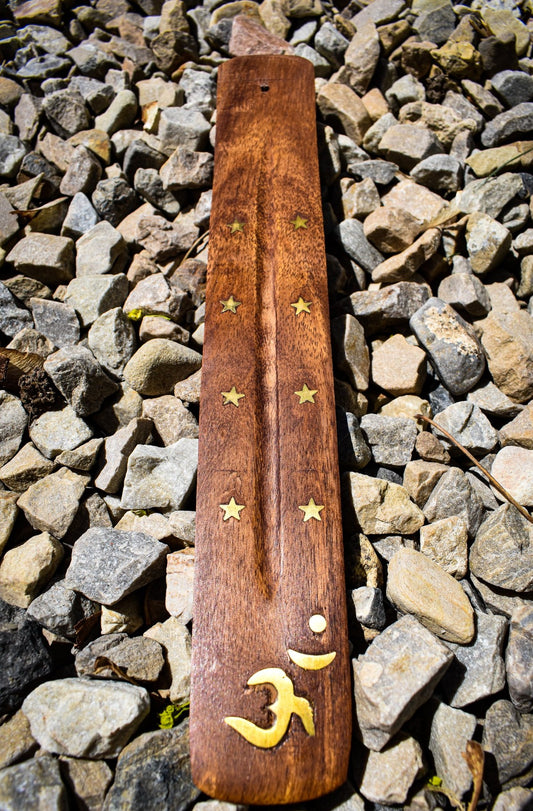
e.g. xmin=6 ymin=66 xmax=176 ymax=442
xmin=190 ymin=54 xmax=352 ymax=805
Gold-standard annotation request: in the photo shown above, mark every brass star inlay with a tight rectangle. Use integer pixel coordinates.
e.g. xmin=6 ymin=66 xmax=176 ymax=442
xmin=220 ymin=497 xmax=245 ymax=521
xmin=295 ymin=383 xmax=317 ymax=404
xmin=220 ymin=296 xmax=241 ymax=314
xmin=222 ymin=386 xmax=245 ymax=407
xmin=299 ymin=498 xmax=324 ymax=522
xmin=228 ymin=220 xmax=244 ymax=234
xmin=291 ymin=215 xmax=308 ymax=230
xmin=291 ymin=297 xmax=312 ymax=316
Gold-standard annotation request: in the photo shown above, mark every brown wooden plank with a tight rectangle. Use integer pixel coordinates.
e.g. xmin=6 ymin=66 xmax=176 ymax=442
xmin=190 ymin=54 xmax=351 ymax=805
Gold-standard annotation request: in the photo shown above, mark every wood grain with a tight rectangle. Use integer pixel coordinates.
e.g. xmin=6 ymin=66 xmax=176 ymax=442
xmin=190 ymin=55 xmax=351 ymax=805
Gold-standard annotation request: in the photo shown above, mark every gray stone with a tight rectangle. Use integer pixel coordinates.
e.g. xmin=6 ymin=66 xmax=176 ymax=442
xmin=92 ymin=178 xmax=138 ymax=227
xmin=412 ymin=0 xmax=456 ymax=43
xmin=0 ymin=710 xmax=37 ymax=770
xmin=443 ymin=90 xmax=484 ymax=133
xmin=27 ymin=578 xmax=97 ymax=639
xmin=135 ymin=213 xmax=199 ymax=262
xmin=121 ymin=437 xmax=198 ymax=512
xmin=362 ymin=112 xmax=398 ymax=154
xmin=470 ymin=504 xmax=533 ymax=592
xmin=67 ymin=43 xmax=118 ymax=79
xmin=0 ymin=193 xmax=19 ymax=246
xmin=0 ymin=598 xmax=53 ymax=715
xmin=360 ymin=415 xmax=417 ymax=467
xmin=30 ymin=297 xmax=80 ymax=348
xmin=349 ymin=159 xmax=398 ymax=185
xmin=336 ymin=408 xmax=372 ymax=471
xmin=0 ymin=134 xmax=26 ymax=178
xmin=481 ymin=102 xmax=533 ymax=148
xmin=58 ymin=757 xmax=113 ymax=811
xmin=428 ymin=701 xmax=477 ymax=799
xmin=158 ymin=107 xmax=211 ymax=151
xmin=0 ymin=392 xmax=28 ymax=467
xmin=76 ymin=220 xmax=126 ymax=276
xmin=0 ymin=281 xmax=33 ymax=337
xmin=76 ymin=634 xmax=165 ymax=682
xmin=443 ymin=611 xmax=507 ymax=707
xmin=332 ymin=314 xmax=369 ymax=391
xmin=359 ymin=734 xmax=424 ymax=804
xmin=95 ymin=417 xmax=153 ymax=494
xmin=22 ymin=678 xmax=150 ymax=758
xmin=44 ymin=346 xmax=119 ymax=416
xmin=123 ymin=339 xmax=202 ymax=396
xmin=17 ymin=468 xmax=88 ymax=539
xmin=411 ymin=153 xmax=462 ymax=193
xmin=294 ymin=43 xmax=331 ymax=77
xmin=61 ymin=192 xmax=100 ymax=240
xmin=466 ymin=212 xmax=512 ymax=275
xmin=351 ymin=0 xmax=406 ymax=26
xmin=6 ymin=232 xmax=74 ymax=286
xmin=142 ymin=396 xmax=198 ymax=446
xmin=69 ymin=76 xmax=114 ymax=114
xmin=387 ymin=547 xmax=475 ymax=644
xmin=314 ymin=22 xmax=349 ymax=69
xmin=65 ymin=527 xmax=169 ymax=605
xmin=167 ymin=510 xmax=196 ymax=545
xmin=491 ymin=70 xmax=533 ymax=107
xmin=88 ymin=307 xmax=136 ymax=376
xmin=59 ymin=145 xmax=102 ymax=197
xmin=103 ymin=721 xmax=200 ymax=811
xmin=470 ymin=573 xmax=530 ymax=621
xmin=348 ymin=282 xmax=430 ymax=335
xmin=423 ymin=467 xmax=484 ymax=538
xmin=458 ymin=173 xmax=526 ymax=220
xmin=160 ymin=147 xmax=214 ymax=191
xmin=353 ymin=614 xmax=453 ymax=750
xmin=493 ymin=788 xmax=533 ymax=811
xmin=468 ymin=382 xmax=522 ymax=420
xmin=42 ymin=90 xmax=90 ymax=138
xmin=0 ymin=756 xmax=67 ymax=811
xmin=437 ymin=273 xmax=491 ymax=318
xmin=431 ymin=401 xmax=499 ymax=456
xmin=17 ymin=55 xmax=70 ymax=79
xmin=482 ymin=700 xmax=533 ymax=785
xmin=410 ymin=297 xmax=485 ymax=395
xmin=64 ymin=274 xmax=129 ymax=327
xmin=506 ymin=605 xmax=533 ymax=713
xmin=29 ymin=405 xmax=93 ymax=459
xmin=123 ymin=140 xmax=166 ymax=181
xmin=134 ymin=168 xmax=180 ymax=215
xmin=344 ymin=472 xmax=425 ymax=535
xmin=337 ymin=218 xmax=384 ymax=273
xmin=379 ymin=124 xmax=443 ymax=172
xmin=351 ymin=586 xmax=386 ymax=630
xmin=340 ymin=21 xmax=380 ymax=95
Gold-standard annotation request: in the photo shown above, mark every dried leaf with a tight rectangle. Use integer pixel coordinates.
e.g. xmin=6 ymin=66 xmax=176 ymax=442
xmin=0 ymin=348 xmax=44 ymax=389
xmin=463 ymin=740 xmax=484 ymax=811
xmin=93 ymin=656 xmax=142 ymax=686
xmin=74 ymin=611 xmax=101 ymax=649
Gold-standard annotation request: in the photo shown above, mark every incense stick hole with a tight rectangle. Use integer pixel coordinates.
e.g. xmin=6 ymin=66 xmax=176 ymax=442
xmin=260 ymin=84 xmax=270 ymax=92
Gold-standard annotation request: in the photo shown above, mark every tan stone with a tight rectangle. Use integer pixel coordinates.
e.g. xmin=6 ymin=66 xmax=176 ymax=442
xmin=362 ymin=88 xmax=390 ymax=121
xmin=101 ymin=594 xmax=143 ymax=635
xmin=480 ymin=310 xmax=533 ymax=403
xmin=16 ymin=467 xmax=88 ymax=539
xmin=0 ymin=491 xmax=18 ymax=554
xmin=0 ymin=711 xmax=37 ymax=769
xmin=466 ymin=212 xmax=512 ymax=276
xmin=381 ymin=180 xmax=446 ymax=225
xmin=372 ymin=228 xmax=441 ymax=283
xmin=341 ymin=21 xmax=380 ymax=96
xmin=166 ymin=547 xmax=195 ymax=623
xmin=500 ymin=404 xmax=533 ymax=449
xmin=59 ymin=758 xmax=113 ymax=811
xmin=491 ymin=446 xmax=533 ymax=506
xmin=347 ymin=533 xmax=383 ymax=589
xmin=466 ymin=141 xmax=533 ymax=177
xmin=387 ymin=548 xmax=475 ymax=643
xmin=363 ymin=207 xmax=421 ymax=253
xmin=415 ymin=430 xmax=451 ymax=463
xmin=142 ymin=395 xmax=198 ymax=445
xmin=317 ymin=83 xmax=373 ymax=145
xmin=344 ymin=472 xmax=425 ymax=535
xmin=372 ymin=334 xmax=426 ymax=396
xmin=144 ymin=616 xmax=191 ymax=704
xmin=174 ymin=369 xmax=202 ymax=405
xmin=68 ymin=129 xmax=111 ymax=165
xmin=115 ymin=511 xmax=173 ymax=542
xmin=259 ymin=0 xmax=291 ymax=37
xmin=419 ymin=516 xmax=468 ymax=578
xmin=399 ymin=101 xmax=478 ymax=149
xmin=403 ymin=460 xmax=449 ymax=507
xmin=360 ymin=735 xmax=424 ymax=804
xmin=480 ymin=7 xmax=530 ymax=56
xmin=0 ymin=531 xmax=64 ymax=608
xmin=160 ymin=0 xmax=190 ymax=32
xmin=379 ymin=395 xmax=432 ymax=431
xmin=228 ymin=14 xmax=294 ymax=56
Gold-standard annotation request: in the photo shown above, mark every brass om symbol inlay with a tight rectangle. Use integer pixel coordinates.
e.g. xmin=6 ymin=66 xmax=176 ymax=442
xmin=224 ymin=614 xmax=336 ymax=749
